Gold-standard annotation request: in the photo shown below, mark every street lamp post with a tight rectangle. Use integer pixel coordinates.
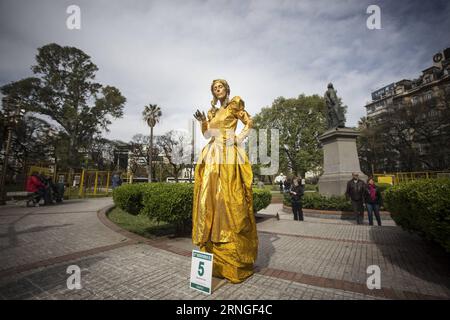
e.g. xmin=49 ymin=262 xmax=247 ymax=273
xmin=0 ymin=97 xmax=26 ymax=205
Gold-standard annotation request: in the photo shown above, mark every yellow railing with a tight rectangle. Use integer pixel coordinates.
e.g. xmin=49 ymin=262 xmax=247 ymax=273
xmin=374 ymin=171 xmax=450 ymax=185
xmin=26 ymin=167 xmax=136 ymax=198
xmin=78 ymin=170 xmax=111 ymax=197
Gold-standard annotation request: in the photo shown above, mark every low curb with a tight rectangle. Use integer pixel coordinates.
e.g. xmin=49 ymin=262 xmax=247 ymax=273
xmin=97 ymin=205 xmax=191 ymax=258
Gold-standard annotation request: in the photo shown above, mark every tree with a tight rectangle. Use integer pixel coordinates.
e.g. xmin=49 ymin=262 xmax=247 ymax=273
xmin=358 ymin=84 xmax=450 ymax=172
xmin=156 ymin=130 xmax=189 ymax=183
xmin=128 ymin=134 xmax=161 ymax=179
xmin=0 ymin=114 xmax=54 ymax=182
xmin=142 ymin=104 xmax=162 ymax=182
xmin=0 ymin=43 xmax=126 ymax=172
xmin=87 ymin=136 xmax=127 ymax=171
xmin=252 ymin=94 xmax=326 ymax=178
xmin=128 ymin=134 xmax=149 ymax=176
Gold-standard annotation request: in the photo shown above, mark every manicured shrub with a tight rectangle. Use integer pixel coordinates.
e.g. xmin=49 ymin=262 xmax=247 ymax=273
xmin=112 ymin=183 xmax=147 ymax=215
xmin=284 ymin=192 xmax=352 ymax=211
xmin=141 ymin=183 xmax=194 ymax=232
xmin=375 ymin=182 xmax=392 ymax=193
xmin=113 ymin=183 xmax=273 ymax=233
xmin=384 ymin=178 xmax=450 ymax=252
xmin=304 ymin=184 xmax=319 ymax=192
xmin=253 ymin=188 xmax=272 ymax=212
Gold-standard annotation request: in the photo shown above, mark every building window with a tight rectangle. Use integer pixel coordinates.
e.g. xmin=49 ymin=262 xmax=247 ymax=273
xmin=424 ymin=91 xmax=433 ymax=101
xmin=411 ymin=96 xmax=420 ymax=105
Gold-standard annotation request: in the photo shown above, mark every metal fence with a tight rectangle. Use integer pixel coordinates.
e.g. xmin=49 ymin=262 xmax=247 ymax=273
xmin=374 ymin=171 xmax=450 ymax=185
xmin=26 ymin=167 xmax=134 ymax=198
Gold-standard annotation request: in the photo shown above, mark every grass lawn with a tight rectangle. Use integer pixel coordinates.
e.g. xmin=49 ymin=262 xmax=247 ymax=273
xmin=108 ymin=207 xmax=179 ymax=238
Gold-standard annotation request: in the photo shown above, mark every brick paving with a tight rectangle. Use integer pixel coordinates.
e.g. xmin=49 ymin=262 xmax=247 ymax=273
xmin=0 ymin=199 xmax=127 ymax=272
xmin=0 ymin=199 xmax=449 ymax=300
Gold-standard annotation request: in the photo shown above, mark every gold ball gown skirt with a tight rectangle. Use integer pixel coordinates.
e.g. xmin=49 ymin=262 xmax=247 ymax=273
xmin=192 ymin=96 xmax=258 ymax=283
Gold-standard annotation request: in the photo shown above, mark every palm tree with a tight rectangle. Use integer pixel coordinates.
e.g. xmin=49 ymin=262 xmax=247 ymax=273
xmin=142 ymin=104 xmax=162 ymax=183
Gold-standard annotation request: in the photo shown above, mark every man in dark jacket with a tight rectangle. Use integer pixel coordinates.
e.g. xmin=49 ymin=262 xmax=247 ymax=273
xmin=290 ymin=177 xmax=305 ymax=221
xmin=345 ymin=172 xmax=366 ymax=225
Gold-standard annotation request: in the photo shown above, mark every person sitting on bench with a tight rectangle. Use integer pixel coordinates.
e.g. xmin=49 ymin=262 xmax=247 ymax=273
xmin=26 ymin=172 xmax=47 ymax=206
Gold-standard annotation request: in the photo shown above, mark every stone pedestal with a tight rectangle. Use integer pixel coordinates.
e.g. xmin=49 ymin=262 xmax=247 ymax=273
xmin=318 ymin=128 xmax=366 ymax=197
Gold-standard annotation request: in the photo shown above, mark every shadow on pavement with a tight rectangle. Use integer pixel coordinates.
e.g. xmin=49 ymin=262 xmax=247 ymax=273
xmin=0 ymin=255 xmax=107 ymax=299
xmin=369 ymin=226 xmax=450 ymax=293
xmin=255 ymin=232 xmax=279 ymax=271
xmin=0 ymin=224 xmax=73 ymax=251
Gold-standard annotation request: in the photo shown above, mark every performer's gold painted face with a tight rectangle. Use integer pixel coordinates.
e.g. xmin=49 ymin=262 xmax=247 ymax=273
xmin=212 ymin=82 xmax=227 ymax=100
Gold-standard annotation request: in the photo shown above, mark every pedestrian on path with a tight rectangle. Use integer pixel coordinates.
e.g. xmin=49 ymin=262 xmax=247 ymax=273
xmin=283 ymin=178 xmax=291 ymax=194
xmin=364 ymin=177 xmax=382 ymax=226
xmin=275 ymin=172 xmax=286 ymax=193
xmin=112 ymin=172 xmax=122 ymax=189
xmin=345 ymin=172 xmax=366 ymax=225
xmin=290 ymin=177 xmax=304 ymax=221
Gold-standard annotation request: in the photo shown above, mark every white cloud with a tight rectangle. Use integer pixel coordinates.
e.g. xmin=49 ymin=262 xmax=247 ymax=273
xmin=0 ymin=0 xmax=448 ymax=142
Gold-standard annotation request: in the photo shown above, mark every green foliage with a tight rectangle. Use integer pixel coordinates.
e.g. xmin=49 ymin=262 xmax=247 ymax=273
xmin=252 ymin=94 xmax=326 ymax=176
xmin=112 ymin=183 xmax=273 ymax=233
xmin=253 ymin=188 xmax=272 ymax=212
xmin=304 ymin=184 xmax=319 ymax=192
xmin=284 ymin=193 xmax=352 ymax=211
xmin=375 ymin=183 xmax=392 ymax=193
xmin=108 ymin=207 xmax=176 ymax=238
xmin=112 ymin=183 xmax=147 ymax=215
xmin=141 ymin=183 xmax=194 ymax=231
xmin=1 ymin=43 xmax=126 ymax=170
xmin=384 ymin=178 xmax=450 ymax=252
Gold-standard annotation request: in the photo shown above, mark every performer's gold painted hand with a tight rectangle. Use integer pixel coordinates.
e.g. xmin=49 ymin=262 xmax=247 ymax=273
xmin=194 ymin=109 xmax=207 ymax=122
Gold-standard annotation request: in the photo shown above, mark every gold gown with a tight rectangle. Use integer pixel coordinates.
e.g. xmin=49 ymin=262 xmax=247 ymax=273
xmin=192 ymin=96 xmax=258 ymax=283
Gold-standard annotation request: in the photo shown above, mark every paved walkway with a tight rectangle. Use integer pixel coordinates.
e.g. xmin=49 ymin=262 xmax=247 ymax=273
xmin=0 ymin=199 xmax=449 ymax=300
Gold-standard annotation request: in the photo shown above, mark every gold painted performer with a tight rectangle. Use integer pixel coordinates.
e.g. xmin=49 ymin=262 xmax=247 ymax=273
xmin=192 ymin=79 xmax=258 ymax=283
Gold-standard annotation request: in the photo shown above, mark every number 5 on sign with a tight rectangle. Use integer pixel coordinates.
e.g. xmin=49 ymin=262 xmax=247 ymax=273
xmin=190 ymin=250 xmax=213 ymax=294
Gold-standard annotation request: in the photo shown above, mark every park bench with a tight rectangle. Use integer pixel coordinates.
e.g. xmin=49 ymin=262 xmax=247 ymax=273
xmin=6 ymin=191 xmax=34 ymax=200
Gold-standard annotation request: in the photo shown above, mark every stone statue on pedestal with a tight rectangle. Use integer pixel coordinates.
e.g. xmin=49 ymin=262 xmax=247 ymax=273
xmin=324 ymin=83 xmax=346 ymax=129
xmin=318 ymin=83 xmax=366 ymax=197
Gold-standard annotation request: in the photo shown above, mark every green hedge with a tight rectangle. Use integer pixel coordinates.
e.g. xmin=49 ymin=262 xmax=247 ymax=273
xmin=112 ymin=183 xmax=147 ymax=215
xmin=112 ymin=183 xmax=272 ymax=231
xmin=284 ymin=193 xmax=352 ymax=211
xmin=375 ymin=183 xmax=392 ymax=193
xmin=304 ymin=184 xmax=319 ymax=192
xmin=141 ymin=183 xmax=194 ymax=231
xmin=253 ymin=188 xmax=272 ymax=212
xmin=384 ymin=178 xmax=450 ymax=252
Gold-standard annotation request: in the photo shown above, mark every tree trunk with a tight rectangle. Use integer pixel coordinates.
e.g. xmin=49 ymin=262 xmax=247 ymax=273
xmin=148 ymin=126 xmax=153 ymax=183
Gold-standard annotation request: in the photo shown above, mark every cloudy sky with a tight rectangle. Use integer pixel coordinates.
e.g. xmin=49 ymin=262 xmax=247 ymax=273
xmin=1 ymin=0 xmax=449 ymax=142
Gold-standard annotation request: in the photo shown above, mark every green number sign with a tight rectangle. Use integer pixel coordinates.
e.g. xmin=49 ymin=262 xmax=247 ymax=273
xmin=198 ymin=261 xmax=205 ymax=276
